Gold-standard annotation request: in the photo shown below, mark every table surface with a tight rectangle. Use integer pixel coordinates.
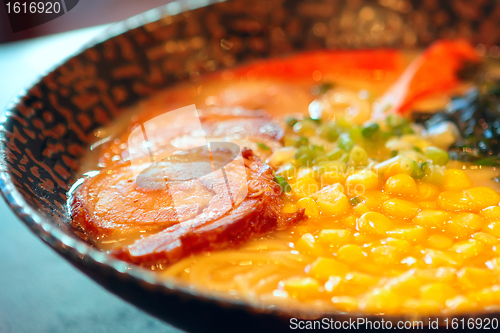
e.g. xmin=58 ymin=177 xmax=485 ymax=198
xmin=0 ymin=26 xmax=183 ymax=333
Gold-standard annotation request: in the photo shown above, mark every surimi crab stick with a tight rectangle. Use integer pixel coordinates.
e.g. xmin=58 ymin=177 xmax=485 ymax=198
xmin=373 ymin=39 xmax=481 ymax=116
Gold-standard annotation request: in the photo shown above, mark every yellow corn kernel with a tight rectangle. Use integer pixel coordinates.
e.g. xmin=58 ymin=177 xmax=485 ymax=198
xmin=422 ymin=249 xmax=460 ymax=267
xmin=442 ymin=169 xmax=473 ymax=191
xmin=480 ymin=206 xmax=500 ymax=221
xmin=486 ymin=257 xmax=500 ymax=270
xmin=416 ymin=182 xmax=439 ymax=201
xmin=357 ymin=212 xmax=394 ymax=236
xmin=328 ymin=272 xmax=379 ymax=296
xmin=353 ymin=202 xmax=370 ymax=216
xmin=403 ymin=299 xmax=441 ymax=314
xmin=419 ymin=201 xmax=437 ymax=209
xmin=437 ymin=191 xmax=474 ymax=212
xmin=447 ymin=213 xmax=484 ymax=238
xmin=295 ymin=233 xmax=323 ymax=255
xmin=282 ymin=203 xmax=298 ymax=214
xmin=427 ymin=234 xmax=453 ymax=249
xmin=384 ymin=162 xmax=403 ymax=181
xmin=331 ymin=296 xmax=358 ymax=312
xmin=353 ymin=232 xmax=374 ymax=244
xmin=468 ymin=286 xmax=500 ymax=307
xmin=358 ymin=190 xmax=385 ymax=209
xmin=297 ymin=167 xmax=316 ymax=180
xmin=337 ymin=244 xmax=365 ymax=263
xmin=465 ymin=187 xmax=500 ymax=210
xmin=318 ymin=229 xmax=352 ymax=246
xmin=292 ymin=177 xmax=319 ymax=199
xmin=384 ymin=238 xmax=412 ymax=254
xmin=308 ymin=257 xmax=349 ymax=280
xmin=485 ymin=220 xmax=500 ymax=237
xmin=317 ymin=192 xmax=349 ymax=216
xmin=413 ymin=210 xmax=449 ymax=229
xmin=370 ymin=245 xmax=402 ymax=265
xmin=312 ymin=183 xmax=344 ymax=199
xmin=456 ymin=267 xmax=495 ymax=291
xmin=416 ymin=267 xmax=457 ymax=284
xmin=473 ymin=232 xmax=498 ymax=245
xmin=281 ymin=277 xmax=320 ymax=298
xmin=356 ymin=261 xmax=385 ymax=275
xmin=384 ymin=272 xmax=421 ymax=297
xmin=344 ymin=272 xmax=380 ymax=287
xmin=381 ymin=198 xmax=420 ymax=220
xmin=445 ymin=295 xmax=476 ymax=313
xmin=320 ymin=171 xmax=346 ymax=185
xmin=360 ymin=288 xmax=401 ymax=313
xmin=346 ymin=170 xmax=380 ymax=194
xmin=387 ymin=226 xmax=427 ymax=243
xmin=385 ymin=174 xmax=418 ymax=197
xmin=420 ymin=282 xmax=457 ymax=304
xmin=296 ymin=197 xmax=319 ymax=217
xmin=451 ymin=239 xmax=484 ymax=259
xmin=342 ymin=215 xmax=357 ymax=229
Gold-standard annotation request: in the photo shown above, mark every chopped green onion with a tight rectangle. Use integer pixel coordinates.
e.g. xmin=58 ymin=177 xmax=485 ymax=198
xmin=423 ymin=163 xmax=445 ymax=186
xmin=295 ymin=146 xmax=316 ymax=167
xmin=399 ymin=156 xmax=415 ymax=175
xmin=318 ymin=122 xmax=340 ymax=142
xmin=350 ymin=197 xmax=360 ymax=205
xmin=296 ymin=154 xmax=313 ymax=167
xmin=296 ymin=136 xmax=309 ymax=147
xmin=336 ymin=117 xmax=353 ymax=129
xmin=424 ymin=146 xmax=449 ymax=166
xmin=361 ymin=123 xmax=380 ymax=139
xmin=349 ymin=127 xmax=363 ymax=143
xmin=349 ymin=146 xmax=368 ymax=166
xmin=293 ymin=120 xmax=317 ymax=136
xmin=256 ymin=142 xmax=271 ymax=151
xmin=390 ymin=150 xmax=398 ymax=157
xmin=273 ymin=176 xmax=291 ymax=193
xmin=316 ymin=161 xmax=347 ymax=175
xmin=338 ymin=133 xmax=354 ymax=151
xmin=386 ymin=114 xmax=404 ymax=128
xmin=311 ymin=145 xmax=325 ymax=154
xmin=400 ymin=125 xmax=414 ymax=135
xmin=327 ymin=148 xmax=343 ymax=160
xmin=411 ymin=161 xmax=425 ymax=179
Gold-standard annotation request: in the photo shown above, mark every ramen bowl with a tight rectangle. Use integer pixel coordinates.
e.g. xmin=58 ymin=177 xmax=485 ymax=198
xmin=1 ymin=0 xmax=499 ymax=332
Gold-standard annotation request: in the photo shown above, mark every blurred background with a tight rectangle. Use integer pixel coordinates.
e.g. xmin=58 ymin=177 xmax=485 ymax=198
xmin=0 ymin=0 xmax=172 ymax=44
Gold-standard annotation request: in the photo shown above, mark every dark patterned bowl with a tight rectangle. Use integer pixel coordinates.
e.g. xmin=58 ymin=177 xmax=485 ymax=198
xmin=1 ymin=0 xmax=499 ymax=332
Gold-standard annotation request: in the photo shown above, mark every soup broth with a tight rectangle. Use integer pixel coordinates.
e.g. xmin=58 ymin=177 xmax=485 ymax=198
xmin=70 ymin=45 xmax=500 ymax=315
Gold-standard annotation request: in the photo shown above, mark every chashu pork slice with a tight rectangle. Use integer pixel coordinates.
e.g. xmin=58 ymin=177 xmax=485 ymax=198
xmin=71 ymin=147 xmax=306 ymax=266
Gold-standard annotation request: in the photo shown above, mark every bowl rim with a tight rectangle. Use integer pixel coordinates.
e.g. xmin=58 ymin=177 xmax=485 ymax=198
xmin=2 ymin=0 xmax=500 ymax=324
